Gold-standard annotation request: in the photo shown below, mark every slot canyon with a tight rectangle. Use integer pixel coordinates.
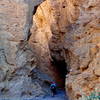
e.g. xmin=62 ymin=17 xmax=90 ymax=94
xmin=0 ymin=0 xmax=100 ymax=100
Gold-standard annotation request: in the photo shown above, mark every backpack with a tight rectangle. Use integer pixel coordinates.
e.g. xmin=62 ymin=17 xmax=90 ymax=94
xmin=50 ymin=84 xmax=56 ymax=89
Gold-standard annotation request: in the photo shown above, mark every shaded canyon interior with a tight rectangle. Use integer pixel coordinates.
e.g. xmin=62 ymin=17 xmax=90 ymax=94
xmin=0 ymin=0 xmax=100 ymax=100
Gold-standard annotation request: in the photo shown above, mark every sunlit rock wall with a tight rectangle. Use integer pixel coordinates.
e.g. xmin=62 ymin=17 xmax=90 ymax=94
xmin=0 ymin=0 xmax=100 ymax=99
xmin=29 ymin=0 xmax=100 ymax=100
xmin=64 ymin=0 xmax=100 ymax=100
xmin=0 ymin=0 xmax=48 ymax=98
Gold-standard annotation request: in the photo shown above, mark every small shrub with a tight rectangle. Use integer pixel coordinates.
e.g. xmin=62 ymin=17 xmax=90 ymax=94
xmin=80 ymin=92 xmax=100 ymax=100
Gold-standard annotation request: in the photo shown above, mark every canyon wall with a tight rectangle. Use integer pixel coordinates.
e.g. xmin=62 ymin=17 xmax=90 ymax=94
xmin=0 ymin=0 xmax=100 ymax=100
xmin=0 ymin=0 xmax=50 ymax=98
xmin=29 ymin=0 xmax=100 ymax=100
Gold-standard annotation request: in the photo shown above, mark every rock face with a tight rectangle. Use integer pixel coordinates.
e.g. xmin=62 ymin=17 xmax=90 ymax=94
xmin=0 ymin=0 xmax=50 ymax=98
xmin=64 ymin=0 xmax=100 ymax=100
xmin=29 ymin=0 xmax=68 ymax=87
xmin=0 ymin=0 xmax=100 ymax=100
xmin=0 ymin=1 xmax=27 ymax=96
xmin=29 ymin=0 xmax=100 ymax=100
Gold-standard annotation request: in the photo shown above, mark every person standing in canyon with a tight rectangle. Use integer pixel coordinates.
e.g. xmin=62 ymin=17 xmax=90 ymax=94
xmin=50 ymin=82 xmax=57 ymax=97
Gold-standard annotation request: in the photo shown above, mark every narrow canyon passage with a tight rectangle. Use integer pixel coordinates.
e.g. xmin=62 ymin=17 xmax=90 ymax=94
xmin=51 ymin=57 xmax=68 ymax=88
xmin=0 ymin=0 xmax=100 ymax=100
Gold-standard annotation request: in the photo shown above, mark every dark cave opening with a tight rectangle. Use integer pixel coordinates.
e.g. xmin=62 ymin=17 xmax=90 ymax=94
xmin=51 ymin=57 xmax=68 ymax=88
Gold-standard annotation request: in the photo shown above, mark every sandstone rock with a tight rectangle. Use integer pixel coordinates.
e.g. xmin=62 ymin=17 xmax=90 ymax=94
xmin=64 ymin=0 xmax=100 ymax=99
xmin=0 ymin=0 xmax=50 ymax=98
xmin=0 ymin=1 xmax=28 ymax=96
xmin=28 ymin=0 xmax=100 ymax=100
xmin=94 ymin=67 xmax=100 ymax=77
xmin=0 ymin=0 xmax=27 ymax=71
xmin=0 ymin=0 xmax=100 ymax=99
xmin=29 ymin=0 xmax=70 ymax=86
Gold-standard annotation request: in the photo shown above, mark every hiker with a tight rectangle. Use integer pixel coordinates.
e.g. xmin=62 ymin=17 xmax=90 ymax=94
xmin=50 ymin=82 xmax=57 ymax=96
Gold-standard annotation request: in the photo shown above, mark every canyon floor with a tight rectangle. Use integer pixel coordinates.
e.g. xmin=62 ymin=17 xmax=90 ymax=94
xmin=36 ymin=90 xmax=67 ymax=100
xmin=23 ymin=90 xmax=67 ymax=100
xmin=0 ymin=89 xmax=68 ymax=100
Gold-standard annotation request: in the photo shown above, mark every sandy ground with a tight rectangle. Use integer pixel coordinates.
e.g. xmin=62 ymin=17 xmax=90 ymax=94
xmin=34 ymin=90 xmax=68 ymax=100
xmin=0 ymin=89 xmax=68 ymax=100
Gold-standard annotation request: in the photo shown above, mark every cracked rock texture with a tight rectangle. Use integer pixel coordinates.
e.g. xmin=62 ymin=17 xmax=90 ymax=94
xmin=29 ymin=0 xmax=100 ymax=100
xmin=0 ymin=0 xmax=100 ymax=100
xmin=0 ymin=0 xmax=50 ymax=98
